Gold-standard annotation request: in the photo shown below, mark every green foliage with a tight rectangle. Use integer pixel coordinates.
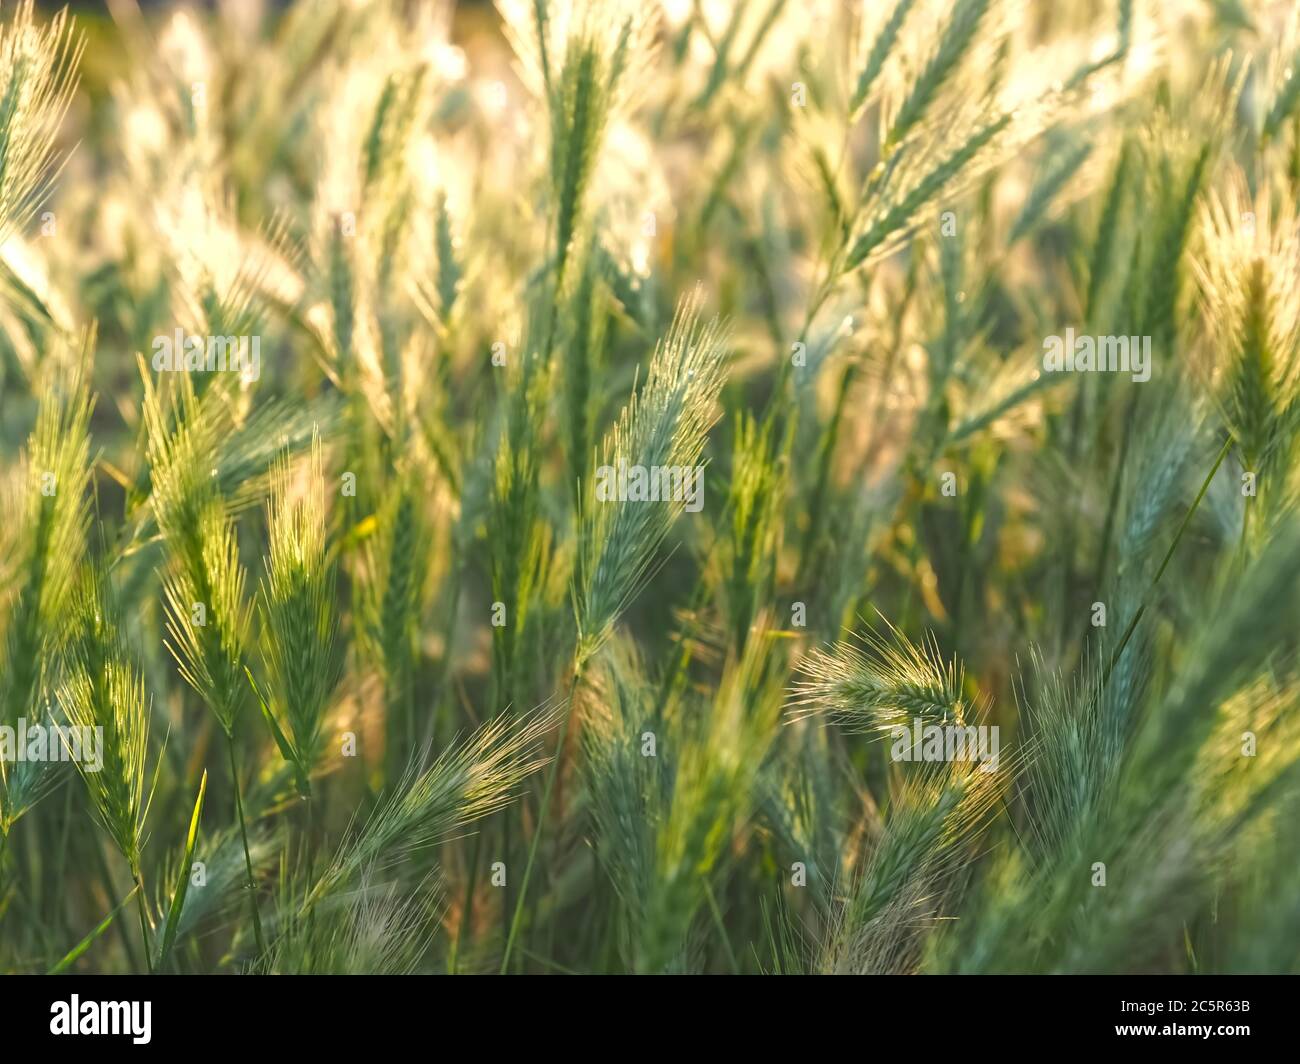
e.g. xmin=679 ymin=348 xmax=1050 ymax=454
xmin=1 ymin=0 xmax=1299 ymax=977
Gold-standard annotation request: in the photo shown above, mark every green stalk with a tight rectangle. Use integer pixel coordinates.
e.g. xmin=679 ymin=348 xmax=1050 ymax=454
xmin=1103 ymin=434 xmax=1234 ymax=685
xmin=1092 ymin=385 xmax=1140 ymax=603
xmin=704 ymin=883 xmax=740 ymax=973
xmin=1238 ymin=452 xmax=1254 ymax=567
xmin=451 ymin=830 xmax=484 ymax=974
xmin=1057 ymin=373 xmax=1091 ymax=658
xmin=797 ymin=359 xmax=858 ymax=583
xmin=499 ymin=667 xmax=583 ymax=973
xmin=131 ymin=865 xmax=152 ymax=974
xmin=226 ymin=734 xmax=267 ymax=958
xmin=91 ymin=838 xmax=140 ymax=971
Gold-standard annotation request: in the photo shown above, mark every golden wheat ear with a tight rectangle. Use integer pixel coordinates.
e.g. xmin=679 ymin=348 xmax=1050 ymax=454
xmin=0 ymin=1 xmax=82 ymax=239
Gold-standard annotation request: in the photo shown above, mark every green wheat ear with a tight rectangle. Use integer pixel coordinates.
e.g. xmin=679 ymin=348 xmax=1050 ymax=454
xmin=820 ymin=763 xmax=1004 ymax=974
xmin=58 ymin=564 xmax=155 ymax=876
xmin=0 ymin=345 xmax=93 ymax=834
xmin=56 ymin=561 xmax=163 ymax=971
xmin=1195 ymin=170 xmax=1300 ymax=482
xmin=850 ymin=0 xmax=917 ymax=118
xmin=266 ymin=873 xmax=440 ymax=975
xmin=160 ymin=497 xmax=253 ymax=736
xmin=575 ymin=287 xmax=730 ymax=666
xmin=884 ymin=0 xmax=993 ymax=151
xmin=304 ymin=706 xmax=556 ymax=911
xmin=789 ymin=616 xmax=970 ymax=734
xmin=254 ymin=432 xmax=342 ymax=795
